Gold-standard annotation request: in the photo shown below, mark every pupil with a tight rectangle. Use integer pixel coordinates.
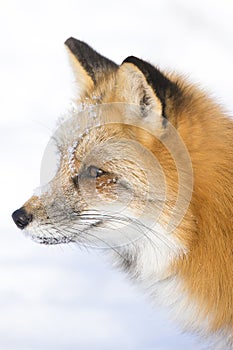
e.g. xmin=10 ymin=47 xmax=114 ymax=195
xmin=89 ymin=166 xmax=103 ymax=177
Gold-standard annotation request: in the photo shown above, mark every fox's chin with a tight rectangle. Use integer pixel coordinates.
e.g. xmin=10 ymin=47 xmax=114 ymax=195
xmin=23 ymin=220 xmax=104 ymax=246
xmin=24 ymin=230 xmax=74 ymax=245
xmin=23 ymin=223 xmax=77 ymax=245
xmin=32 ymin=235 xmax=74 ymax=245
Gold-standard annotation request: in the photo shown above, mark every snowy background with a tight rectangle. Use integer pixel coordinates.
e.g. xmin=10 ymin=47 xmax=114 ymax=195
xmin=0 ymin=1 xmax=233 ymax=349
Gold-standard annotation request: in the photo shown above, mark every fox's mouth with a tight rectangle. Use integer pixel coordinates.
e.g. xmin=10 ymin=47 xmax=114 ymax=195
xmin=31 ymin=234 xmax=75 ymax=245
xmin=23 ymin=219 xmax=104 ymax=246
xmin=23 ymin=227 xmax=75 ymax=245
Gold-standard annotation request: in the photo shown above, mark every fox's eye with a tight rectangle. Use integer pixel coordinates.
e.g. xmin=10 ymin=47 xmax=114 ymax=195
xmin=72 ymin=166 xmax=106 ymax=186
xmin=87 ymin=165 xmax=105 ymax=178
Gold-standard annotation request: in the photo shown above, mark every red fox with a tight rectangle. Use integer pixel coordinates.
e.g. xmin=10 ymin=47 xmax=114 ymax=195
xmin=12 ymin=37 xmax=233 ymax=349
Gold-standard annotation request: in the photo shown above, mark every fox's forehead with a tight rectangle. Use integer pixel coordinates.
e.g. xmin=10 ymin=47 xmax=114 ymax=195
xmin=55 ymin=103 xmax=123 ymax=147
xmin=56 ymin=122 xmax=121 ymax=159
xmin=52 ymin=109 xmax=125 ymax=176
xmin=52 ymin=102 xmax=167 ymax=181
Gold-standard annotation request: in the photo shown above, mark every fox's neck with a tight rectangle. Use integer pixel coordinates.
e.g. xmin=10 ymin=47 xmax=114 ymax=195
xmin=113 ymin=224 xmax=232 ymax=348
xmin=113 ymin=111 xmax=233 ymax=348
xmin=177 ymin=107 xmax=233 ymax=332
xmin=116 ymin=223 xmax=185 ymax=282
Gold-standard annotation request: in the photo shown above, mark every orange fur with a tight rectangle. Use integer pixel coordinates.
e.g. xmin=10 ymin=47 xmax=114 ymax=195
xmin=80 ymin=67 xmax=233 ymax=336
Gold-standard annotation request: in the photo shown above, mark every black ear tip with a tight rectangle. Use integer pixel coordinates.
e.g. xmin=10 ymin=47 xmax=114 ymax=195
xmin=65 ymin=37 xmax=80 ymax=49
xmin=64 ymin=37 xmax=74 ymax=45
xmin=122 ymin=56 xmax=141 ymax=65
xmin=65 ymin=37 xmax=89 ymax=52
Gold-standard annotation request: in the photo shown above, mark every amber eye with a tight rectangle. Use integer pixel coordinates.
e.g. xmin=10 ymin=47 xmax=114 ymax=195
xmin=87 ymin=165 xmax=105 ymax=178
xmin=72 ymin=166 xmax=106 ymax=186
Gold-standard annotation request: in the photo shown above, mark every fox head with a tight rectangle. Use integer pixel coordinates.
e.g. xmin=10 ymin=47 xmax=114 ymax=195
xmin=12 ymin=37 xmax=194 ymax=275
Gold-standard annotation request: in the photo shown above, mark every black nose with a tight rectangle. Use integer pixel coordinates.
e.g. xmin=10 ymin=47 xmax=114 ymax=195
xmin=12 ymin=207 xmax=33 ymax=229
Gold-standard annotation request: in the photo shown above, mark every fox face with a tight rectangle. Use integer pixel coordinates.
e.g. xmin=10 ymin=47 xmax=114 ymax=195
xmin=12 ymin=38 xmax=192 ymax=255
xmin=12 ymin=38 xmax=233 ymax=348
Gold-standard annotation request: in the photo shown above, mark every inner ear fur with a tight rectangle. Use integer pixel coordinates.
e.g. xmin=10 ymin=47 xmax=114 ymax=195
xmin=116 ymin=62 xmax=166 ymax=135
xmin=116 ymin=62 xmax=163 ymax=116
xmin=122 ymin=56 xmax=181 ymax=120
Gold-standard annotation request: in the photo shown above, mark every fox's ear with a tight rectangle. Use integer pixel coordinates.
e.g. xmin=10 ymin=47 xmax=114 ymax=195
xmin=117 ymin=56 xmax=180 ymax=132
xmin=65 ymin=37 xmax=118 ymax=96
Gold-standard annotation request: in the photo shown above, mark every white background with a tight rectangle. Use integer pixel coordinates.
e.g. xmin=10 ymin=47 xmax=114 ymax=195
xmin=0 ymin=1 xmax=233 ymax=349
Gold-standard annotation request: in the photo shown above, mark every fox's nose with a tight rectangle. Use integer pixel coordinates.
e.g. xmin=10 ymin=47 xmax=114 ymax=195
xmin=12 ymin=207 xmax=33 ymax=229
